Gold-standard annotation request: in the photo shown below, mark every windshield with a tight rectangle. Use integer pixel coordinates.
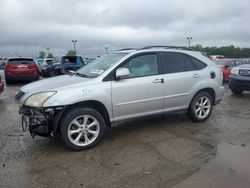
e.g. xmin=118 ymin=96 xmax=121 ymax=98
xmin=77 ymin=53 xmax=128 ymax=78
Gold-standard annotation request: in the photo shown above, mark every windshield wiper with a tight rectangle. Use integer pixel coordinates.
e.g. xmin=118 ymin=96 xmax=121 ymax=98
xmin=67 ymin=70 xmax=88 ymax=78
xmin=76 ymin=72 xmax=88 ymax=78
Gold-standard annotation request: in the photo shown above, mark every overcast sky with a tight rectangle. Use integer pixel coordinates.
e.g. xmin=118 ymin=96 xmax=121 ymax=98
xmin=0 ymin=0 xmax=249 ymax=57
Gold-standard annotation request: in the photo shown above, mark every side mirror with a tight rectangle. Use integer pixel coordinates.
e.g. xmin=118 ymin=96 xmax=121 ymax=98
xmin=116 ymin=68 xmax=130 ymax=80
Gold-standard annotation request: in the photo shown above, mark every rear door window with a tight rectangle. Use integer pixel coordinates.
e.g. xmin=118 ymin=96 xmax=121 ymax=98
xmin=160 ymin=52 xmax=185 ymax=74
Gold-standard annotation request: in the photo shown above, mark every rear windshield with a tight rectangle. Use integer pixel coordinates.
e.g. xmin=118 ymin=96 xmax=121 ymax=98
xmin=62 ymin=56 xmax=77 ymax=64
xmin=45 ymin=59 xmax=54 ymax=64
xmin=8 ymin=58 xmax=34 ymax=64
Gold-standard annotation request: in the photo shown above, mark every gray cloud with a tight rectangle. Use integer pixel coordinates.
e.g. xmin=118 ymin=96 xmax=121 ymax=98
xmin=0 ymin=0 xmax=249 ymax=57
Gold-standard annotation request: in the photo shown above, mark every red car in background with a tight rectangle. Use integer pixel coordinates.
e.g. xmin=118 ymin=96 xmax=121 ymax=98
xmin=0 ymin=75 xmax=4 ymax=93
xmin=214 ymin=59 xmax=243 ymax=81
xmin=4 ymin=57 xmax=39 ymax=84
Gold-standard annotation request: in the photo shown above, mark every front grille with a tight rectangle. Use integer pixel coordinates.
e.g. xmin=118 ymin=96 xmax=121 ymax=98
xmin=15 ymin=90 xmax=25 ymax=101
xmin=239 ymin=69 xmax=250 ymax=77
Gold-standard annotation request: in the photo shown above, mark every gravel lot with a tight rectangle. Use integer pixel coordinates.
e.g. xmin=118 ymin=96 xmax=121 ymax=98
xmin=0 ymin=70 xmax=250 ymax=188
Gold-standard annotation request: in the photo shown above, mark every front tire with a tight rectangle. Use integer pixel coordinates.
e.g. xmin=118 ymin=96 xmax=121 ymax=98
xmin=188 ymin=91 xmax=213 ymax=122
xmin=60 ymin=108 xmax=106 ymax=150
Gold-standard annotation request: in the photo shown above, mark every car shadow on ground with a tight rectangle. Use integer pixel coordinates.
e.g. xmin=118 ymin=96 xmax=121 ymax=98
xmin=22 ymin=113 xmax=210 ymax=153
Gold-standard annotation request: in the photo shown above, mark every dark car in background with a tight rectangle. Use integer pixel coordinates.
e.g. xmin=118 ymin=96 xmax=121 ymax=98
xmin=229 ymin=64 xmax=250 ymax=95
xmin=61 ymin=56 xmax=86 ymax=73
xmin=40 ymin=58 xmax=54 ymax=77
xmin=0 ymin=75 xmax=4 ymax=93
xmin=214 ymin=59 xmax=243 ymax=81
xmin=41 ymin=60 xmax=62 ymax=77
xmin=4 ymin=57 xmax=39 ymax=84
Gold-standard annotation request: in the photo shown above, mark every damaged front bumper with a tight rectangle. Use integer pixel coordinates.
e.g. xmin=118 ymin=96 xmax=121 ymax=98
xmin=19 ymin=105 xmax=65 ymax=138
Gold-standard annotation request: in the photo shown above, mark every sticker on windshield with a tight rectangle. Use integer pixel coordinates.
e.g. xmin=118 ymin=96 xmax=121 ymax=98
xmin=90 ymin=69 xmax=104 ymax=74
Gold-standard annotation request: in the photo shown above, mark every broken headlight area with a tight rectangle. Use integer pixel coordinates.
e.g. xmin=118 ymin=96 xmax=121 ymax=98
xmin=19 ymin=105 xmax=55 ymax=138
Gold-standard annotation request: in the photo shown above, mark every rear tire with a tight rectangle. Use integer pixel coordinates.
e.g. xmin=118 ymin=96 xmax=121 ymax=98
xmin=231 ymin=89 xmax=243 ymax=95
xmin=60 ymin=108 xmax=106 ymax=150
xmin=188 ymin=91 xmax=213 ymax=122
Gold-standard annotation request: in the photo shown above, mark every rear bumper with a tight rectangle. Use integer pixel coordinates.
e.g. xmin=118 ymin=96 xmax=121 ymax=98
xmin=5 ymin=74 xmax=39 ymax=81
xmin=229 ymin=74 xmax=250 ymax=91
xmin=215 ymin=86 xmax=224 ymax=105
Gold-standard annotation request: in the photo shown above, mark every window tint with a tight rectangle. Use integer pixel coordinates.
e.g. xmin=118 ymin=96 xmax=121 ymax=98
xmin=189 ymin=56 xmax=207 ymax=70
xmin=161 ymin=52 xmax=185 ymax=74
xmin=183 ymin=55 xmax=196 ymax=71
xmin=122 ymin=54 xmax=158 ymax=78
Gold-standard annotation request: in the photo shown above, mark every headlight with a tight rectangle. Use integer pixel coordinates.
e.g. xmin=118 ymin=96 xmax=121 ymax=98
xmin=231 ymin=68 xmax=239 ymax=75
xmin=25 ymin=92 xmax=56 ymax=107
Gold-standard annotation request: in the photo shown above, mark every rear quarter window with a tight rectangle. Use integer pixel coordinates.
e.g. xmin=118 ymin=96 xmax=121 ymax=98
xmin=188 ymin=55 xmax=207 ymax=70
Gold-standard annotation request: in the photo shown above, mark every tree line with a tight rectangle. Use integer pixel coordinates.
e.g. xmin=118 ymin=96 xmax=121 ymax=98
xmin=192 ymin=45 xmax=250 ymax=58
xmin=38 ymin=50 xmax=76 ymax=58
xmin=37 ymin=45 xmax=250 ymax=59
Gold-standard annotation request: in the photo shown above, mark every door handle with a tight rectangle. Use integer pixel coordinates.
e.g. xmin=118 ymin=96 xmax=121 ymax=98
xmin=152 ymin=78 xmax=164 ymax=83
xmin=193 ymin=74 xmax=200 ymax=78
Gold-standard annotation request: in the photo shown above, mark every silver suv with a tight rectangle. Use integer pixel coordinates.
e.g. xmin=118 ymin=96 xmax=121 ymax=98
xmin=15 ymin=46 xmax=224 ymax=150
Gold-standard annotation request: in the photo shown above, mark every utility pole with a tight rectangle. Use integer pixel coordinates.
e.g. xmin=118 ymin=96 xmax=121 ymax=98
xmin=187 ymin=37 xmax=192 ymax=48
xmin=46 ymin=48 xmax=50 ymax=57
xmin=72 ymin=40 xmax=77 ymax=55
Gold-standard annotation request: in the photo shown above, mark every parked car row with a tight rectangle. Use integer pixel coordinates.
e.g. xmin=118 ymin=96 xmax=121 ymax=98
xmin=38 ymin=56 xmax=86 ymax=77
xmin=214 ymin=59 xmax=244 ymax=81
xmin=211 ymin=57 xmax=250 ymax=94
xmin=0 ymin=55 xmax=87 ymax=86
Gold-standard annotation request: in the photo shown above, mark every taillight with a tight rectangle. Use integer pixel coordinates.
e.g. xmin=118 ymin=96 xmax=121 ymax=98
xmin=5 ymin=64 xmax=17 ymax=74
xmin=6 ymin=64 xmax=17 ymax=69
xmin=28 ymin=64 xmax=37 ymax=69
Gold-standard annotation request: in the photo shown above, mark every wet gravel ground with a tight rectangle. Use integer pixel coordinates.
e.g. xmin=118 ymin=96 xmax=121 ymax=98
xmin=0 ymin=71 xmax=250 ymax=188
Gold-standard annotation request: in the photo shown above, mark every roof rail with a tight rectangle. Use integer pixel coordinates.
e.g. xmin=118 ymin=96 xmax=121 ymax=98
xmin=139 ymin=45 xmax=193 ymax=51
xmin=117 ymin=48 xmax=138 ymax=51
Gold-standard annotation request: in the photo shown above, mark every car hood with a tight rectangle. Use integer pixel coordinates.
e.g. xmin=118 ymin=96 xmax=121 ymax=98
xmin=21 ymin=75 xmax=89 ymax=93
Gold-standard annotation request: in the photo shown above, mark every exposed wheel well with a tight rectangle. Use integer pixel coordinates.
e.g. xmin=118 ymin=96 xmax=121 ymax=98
xmin=57 ymin=100 xmax=111 ymax=132
xmin=193 ymin=88 xmax=216 ymax=105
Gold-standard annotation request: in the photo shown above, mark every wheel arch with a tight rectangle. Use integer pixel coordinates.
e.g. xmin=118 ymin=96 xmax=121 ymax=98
xmin=55 ymin=100 xmax=111 ymax=133
xmin=191 ymin=88 xmax=216 ymax=106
